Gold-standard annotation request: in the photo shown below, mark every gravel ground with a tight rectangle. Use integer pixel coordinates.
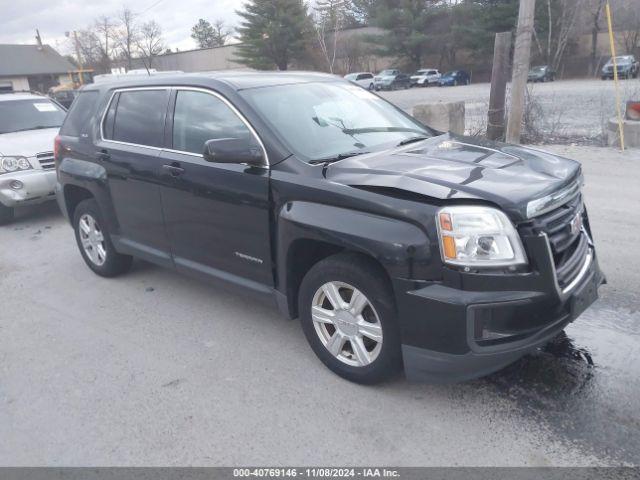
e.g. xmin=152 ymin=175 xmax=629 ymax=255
xmin=380 ymin=79 xmax=640 ymax=142
xmin=0 ymin=145 xmax=639 ymax=467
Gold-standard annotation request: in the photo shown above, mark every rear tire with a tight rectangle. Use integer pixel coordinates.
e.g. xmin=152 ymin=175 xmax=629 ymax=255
xmin=73 ymin=198 xmax=133 ymax=278
xmin=0 ymin=204 xmax=14 ymax=225
xmin=298 ymin=253 xmax=402 ymax=384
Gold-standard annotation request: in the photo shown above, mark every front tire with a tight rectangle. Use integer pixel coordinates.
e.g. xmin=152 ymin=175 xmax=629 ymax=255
xmin=0 ymin=203 xmax=14 ymax=225
xmin=73 ymin=198 xmax=133 ymax=277
xmin=298 ymin=253 xmax=402 ymax=384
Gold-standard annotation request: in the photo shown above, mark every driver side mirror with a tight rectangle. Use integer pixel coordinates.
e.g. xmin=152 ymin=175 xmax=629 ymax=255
xmin=203 ymin=138 xmax=264 ymax=166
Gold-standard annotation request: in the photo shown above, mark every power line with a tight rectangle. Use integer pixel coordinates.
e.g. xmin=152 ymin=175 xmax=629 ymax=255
xmin=139 ymin=0 xmax=165 ymax=15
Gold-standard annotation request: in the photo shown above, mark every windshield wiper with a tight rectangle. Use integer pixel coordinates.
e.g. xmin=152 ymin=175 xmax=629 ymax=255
xmin=342 ymin=126 xmax=427 ymax=135
xmin=309 ymin=151 xmax=370 ymax=165
xmin=397 ymin=136 xmax=430 ymax=146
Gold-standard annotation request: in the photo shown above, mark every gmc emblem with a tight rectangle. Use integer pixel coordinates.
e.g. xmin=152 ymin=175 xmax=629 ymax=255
xmin=570 ymin=212 xmax=583 ymax=236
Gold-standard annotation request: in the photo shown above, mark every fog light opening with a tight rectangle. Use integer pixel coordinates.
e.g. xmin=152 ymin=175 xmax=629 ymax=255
xmin=9 ymin=180 xmax=24 ymax=190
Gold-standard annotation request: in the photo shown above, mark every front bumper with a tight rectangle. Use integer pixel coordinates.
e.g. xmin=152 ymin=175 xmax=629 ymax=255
xmin=396 ymin=234 xmax=605 ymax=383
xmin=0 ymin=169 xmax=57 ymax=208
xmin=602 ymin=69 xmax=631 ymax=78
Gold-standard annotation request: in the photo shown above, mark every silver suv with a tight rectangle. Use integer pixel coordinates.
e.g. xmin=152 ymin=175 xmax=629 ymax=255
xmin=0 ymin=92 xmax=66 ymax=224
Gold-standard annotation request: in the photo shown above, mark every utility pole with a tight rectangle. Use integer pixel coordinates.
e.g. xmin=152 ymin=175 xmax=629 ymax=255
xmin=506 ymin=0 xmax=536 ymax=144
xmin=73 ymin=31 xmax=83 ymax=70
xmin=487 ymin=31 xmax=512 ymax=141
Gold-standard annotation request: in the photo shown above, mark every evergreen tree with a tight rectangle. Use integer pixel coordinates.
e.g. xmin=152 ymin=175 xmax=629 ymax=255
xmin=191 ymin=19 xmax=216 ymax=48
xmin=371 ymin=0 xmax=442 ymax=69
xmin=235 ymin=0 xmax=313 ymax=70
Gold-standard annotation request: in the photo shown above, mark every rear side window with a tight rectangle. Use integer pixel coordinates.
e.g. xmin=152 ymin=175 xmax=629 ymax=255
xmin=109 ymin=89 xmax=169 ymax=147
xmin=172 ymin=90 xmax=252 ymax=155
xmin=60 ymin=91 xmax=99 ymax=137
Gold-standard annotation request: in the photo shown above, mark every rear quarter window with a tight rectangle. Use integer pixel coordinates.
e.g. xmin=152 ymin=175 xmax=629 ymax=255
xmin=60 ymin=91 xmax=99 ymax=137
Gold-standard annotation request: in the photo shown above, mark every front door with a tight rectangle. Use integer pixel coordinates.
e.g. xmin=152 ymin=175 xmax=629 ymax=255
xmin=158 ymin=88 xmax=273 ymax=290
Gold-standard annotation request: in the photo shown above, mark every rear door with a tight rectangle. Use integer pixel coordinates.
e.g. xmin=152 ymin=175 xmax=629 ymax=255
xmin=158 ymin=88 xmax=273 ymax=289
xmin=97 ymin=87 xmax=173 ymax=266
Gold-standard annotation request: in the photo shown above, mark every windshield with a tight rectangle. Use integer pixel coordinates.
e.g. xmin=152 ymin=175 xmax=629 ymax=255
xmin=614 ymin=56 xmax=632 ymax=65
xmin=0 ymin=99 xmax=66 ymax=134
xmin=443 ymin=71 xmax=456 ymax=78
xmin=415 ymin=70 xmax=428 ymax=75
xmin=531 ymin=66 xmax=546 ymax=73
xmin=379 ymin=70 xmax=396 ymax=76
xmin=241 ymin=82 xmax=431 ymax=162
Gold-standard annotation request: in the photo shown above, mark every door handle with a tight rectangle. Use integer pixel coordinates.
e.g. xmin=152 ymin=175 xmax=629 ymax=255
xmin=97 ymin=149 xmax=110 ymax=161
xmin=162 ymin=163 xmax=185 ymax=177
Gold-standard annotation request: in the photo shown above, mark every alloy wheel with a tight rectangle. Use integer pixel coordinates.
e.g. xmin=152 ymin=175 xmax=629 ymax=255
xmin=79 ymin=213 xmax=107 ymax=266
xmin=311 ymin=281 xmax=383 ymax=367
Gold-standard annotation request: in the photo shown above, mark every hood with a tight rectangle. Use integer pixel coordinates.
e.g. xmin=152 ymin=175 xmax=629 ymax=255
xmin=375 ymin=75 xmax=395 ymax=81
xmin=0 ymin=128 xmax=59 ymax=157
xmin=325 ymin=134 xmax=581 ymax=221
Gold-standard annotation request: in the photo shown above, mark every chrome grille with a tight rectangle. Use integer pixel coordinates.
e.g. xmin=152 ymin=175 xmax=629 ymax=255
xmin=37 ymin=151 xmax=55 ymax=170
xmin=520 ymin=194 xmax=589 ymax=288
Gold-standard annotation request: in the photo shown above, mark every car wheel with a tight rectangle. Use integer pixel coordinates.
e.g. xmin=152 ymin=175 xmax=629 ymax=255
xmin=0 ymin=203 xmax=14 ymax=225
xmin=368 ymin=83 xmax=374 ymax=91
xmin=298 ymin=253 xmax=402 ymax=384
xmin=73 ymin=198 xmax=133 ymax=277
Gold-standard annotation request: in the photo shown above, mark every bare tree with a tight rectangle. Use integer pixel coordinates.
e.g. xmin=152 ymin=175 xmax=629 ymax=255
xmin=533 ymin=0 xmax=586 ymax=72
xmin=619 ymin=4 xmax=640 ymax=55
xmin=314 ymin=0 xmax=351 ymax=73
xmin=73 ymin=30 xmax=103 ymax=69
xmin=116 ymin=7 xmax=139 ymax=70
xmin=589 ymin=0 xmax=607 ymax=76
xmin=212 ymin=19 xmax=230 ymax=47
xmin=94 ymin=15 xmax=117 ymax=73
xmin=137 ymin=20 xmax=164 ymax=72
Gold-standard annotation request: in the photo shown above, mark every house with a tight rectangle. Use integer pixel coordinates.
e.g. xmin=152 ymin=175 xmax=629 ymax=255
xmin=0 ymin=43 xmax=76 ymax=93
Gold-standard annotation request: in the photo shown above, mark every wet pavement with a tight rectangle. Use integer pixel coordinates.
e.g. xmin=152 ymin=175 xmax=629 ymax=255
xmin=484 ymin=301 xmax=640 ymax=464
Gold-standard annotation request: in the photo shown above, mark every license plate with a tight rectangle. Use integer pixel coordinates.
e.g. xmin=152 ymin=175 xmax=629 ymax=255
xmin=571 ymin=274 xmax=599 ymax=319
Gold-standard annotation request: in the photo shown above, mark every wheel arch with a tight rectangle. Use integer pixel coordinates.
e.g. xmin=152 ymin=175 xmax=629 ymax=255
xmin=276 ymin=201 xmax=432 ymax=319
xmin=62 ymin=184 xmax=94 ymax=221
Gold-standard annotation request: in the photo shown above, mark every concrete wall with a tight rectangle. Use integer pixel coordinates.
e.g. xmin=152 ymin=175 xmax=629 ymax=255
xmin=117 ymin=44 xmax=247 ymax=73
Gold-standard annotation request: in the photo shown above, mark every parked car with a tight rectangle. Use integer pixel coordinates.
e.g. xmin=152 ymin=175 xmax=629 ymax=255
xmin=438 ymin=70 xmax=471 ymax=87
xmin=0 ymin=92 xmax=67 ymax=224
xmin=528 ymin=65 xmax=556 ymax=83
xmin=374 ymin=70 xmax=411 ymax=91
xmin=410 ymin=69 xmax=441 ymax=87
xmin=56 ymin=72 xmax=603 ymax=384
xmin=49 ymin=87 xmax=78 ymax=109
xmin=344 ymin=72 xmax=375 ymax=90
xmin=601 ymin=55 xmax=639 ymax=80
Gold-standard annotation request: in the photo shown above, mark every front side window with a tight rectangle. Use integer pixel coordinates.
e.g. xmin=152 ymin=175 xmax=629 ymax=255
xmin=110 ymin=89 xmax=169 ymax=147
xmin=241 ymin=82 xmax=430 ymax=162
xmin=172 ymin=90 xmax=253 ymax=155
xmin=0 ymin=98 xmax=66 ymax=134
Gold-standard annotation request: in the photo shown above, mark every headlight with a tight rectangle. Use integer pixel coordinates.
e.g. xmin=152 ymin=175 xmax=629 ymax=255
xmin=0 ymin=156 xmax=33 ymax=174
xmin=436 ymin=206 xmax=527 ymax=268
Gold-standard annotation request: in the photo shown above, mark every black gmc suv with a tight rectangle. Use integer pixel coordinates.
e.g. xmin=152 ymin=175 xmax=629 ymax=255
xmin=55 ymin=72 xmax=604 ymax=384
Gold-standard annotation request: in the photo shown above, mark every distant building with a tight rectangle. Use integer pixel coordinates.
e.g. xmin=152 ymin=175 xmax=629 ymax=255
xmin=115 ymin=44 xmax=247 ymax=73
xmin=0 ymin=44 xmax=76 ymax=93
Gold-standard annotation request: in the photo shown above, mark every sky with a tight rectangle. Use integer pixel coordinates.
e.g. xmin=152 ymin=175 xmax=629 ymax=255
xmin=0 ymin=0 xmax=244 ymax=54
